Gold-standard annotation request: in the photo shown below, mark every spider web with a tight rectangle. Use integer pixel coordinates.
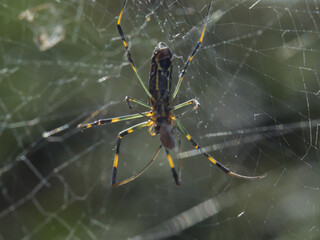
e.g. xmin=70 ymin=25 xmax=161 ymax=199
xmin=1 ymin=0 xmax=320 ymax=239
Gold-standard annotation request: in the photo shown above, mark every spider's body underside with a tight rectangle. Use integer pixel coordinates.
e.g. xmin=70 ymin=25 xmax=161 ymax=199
xmin=78 ymin=0 xmax=267 ymax=186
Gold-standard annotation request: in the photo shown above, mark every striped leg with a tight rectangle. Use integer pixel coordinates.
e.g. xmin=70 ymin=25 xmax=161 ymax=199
xmin=174 ymin=118 xmax=267 ymax=180
xmin=117 ymin=0 xmax=153 ymax=99
xmin=112 ymin=121 xmax=149 ymax=186
xmin=113 ymin=145 xmax=162 ymax=187
xmin=172 ymin=3 xmax=212 ymax=100
xmin=77 ymin=112 xmax=147 ymax=130
xmin=165 ymin=149 xmax=180 ymax=185
xmin=172 ymin=99 xmax=200 ymax=117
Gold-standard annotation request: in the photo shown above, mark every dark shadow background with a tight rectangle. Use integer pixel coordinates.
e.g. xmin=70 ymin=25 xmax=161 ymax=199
xmin=0 ymin=0 xmax=320 ymax=239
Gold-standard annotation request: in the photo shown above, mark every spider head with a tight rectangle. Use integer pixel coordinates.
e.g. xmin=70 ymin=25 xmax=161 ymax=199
xmin=159 ymin=121 xmax=175 ymax=150
xmin=153 ymin=42 xmax=173 ymax=69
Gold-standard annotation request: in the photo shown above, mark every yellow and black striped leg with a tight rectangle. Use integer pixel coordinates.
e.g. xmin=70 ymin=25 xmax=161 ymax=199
xmin=117 ymin=0 xmax=153 ymax=99
xmin=165 ymin=149 xmax=180 ymax=185
xmin=112 ymin=121 xmax=149 ymax=186
xmin=77 ymin=112 xmax=147 ymax=130
xmin=172 ymin=3 xmax=212 ymax=99
xmin=172 ymin=99 xmax=200 ymax=117
xmin=112 ymin=145 xmax=162 ymax=187
xmin=174 ymin=118 xmax=267 ymax=180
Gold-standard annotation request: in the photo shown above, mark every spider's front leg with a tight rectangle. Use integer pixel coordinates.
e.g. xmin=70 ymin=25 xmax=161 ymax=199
xmin=117 ymin=0 xmax=153 ymax=99
xmin=172 ymin=3 xmax=212 ymax=100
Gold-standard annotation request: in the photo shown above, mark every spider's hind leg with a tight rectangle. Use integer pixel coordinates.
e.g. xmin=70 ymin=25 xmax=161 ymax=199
xmin=174 ymin=118 xmax=267 ymax=180
xmin=113 ymin=145 xmax=162 ymax=187
xmin=165 ymin=149 xmax=180 ymax=185
xmin=112 ymin=121 xmax=150 ymax=186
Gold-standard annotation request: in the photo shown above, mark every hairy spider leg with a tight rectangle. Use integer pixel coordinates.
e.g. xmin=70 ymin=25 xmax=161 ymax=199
xmin=113 ymin=145 xmax=163 ymax=187
xmin=165 ymin=149 xmax=180 ymax=185
xmin=174 ymin=117 xmax=267 ymax=180
xmin=117 ymin=0 xmax=154 ymax=99
xmin=172 ymin=3 xmax=212 ymax=100
xmin=112 ymin=121 xmax=150 ymax=186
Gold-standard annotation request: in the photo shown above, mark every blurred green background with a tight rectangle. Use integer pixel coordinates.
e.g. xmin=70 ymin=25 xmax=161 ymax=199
xmin=1 ymin=0 xmax=320 ymax=239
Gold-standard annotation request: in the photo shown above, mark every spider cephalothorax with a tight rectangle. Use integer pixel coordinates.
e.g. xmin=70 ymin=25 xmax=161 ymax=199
xmin=148 ymin=42 xmax=173 ymax=108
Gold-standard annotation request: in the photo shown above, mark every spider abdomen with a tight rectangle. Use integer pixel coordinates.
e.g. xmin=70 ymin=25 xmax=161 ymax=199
xmin=159 ymin=122 xmax=175 ymax=150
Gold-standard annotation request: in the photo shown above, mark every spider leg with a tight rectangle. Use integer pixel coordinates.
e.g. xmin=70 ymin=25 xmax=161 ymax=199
xmin=117 ymin=0 xmax=153 ymax=99
xmin=172 ymin=99 xmax=200 ymax=117
xmin=165 ymin=149 xmax=180 ymax=185
xmin=174 ymin=118 xmax=267 ymax=180
xmin=125 ymin=96 xmax=150 ymax=109
xmin=178 ymin=137 xmax=182 ymax=184
xmin=125 ymin=96 xmax=153 ymax=120
xmin=172 ymin=3 xmax=212 ymax=100
xmin=112 ymin=145 xmax=162 ymax=187
xmin=77 ymin=112 xmax=148 ymax=130
xmin=112 ymin=121 xmax=150 ymax=186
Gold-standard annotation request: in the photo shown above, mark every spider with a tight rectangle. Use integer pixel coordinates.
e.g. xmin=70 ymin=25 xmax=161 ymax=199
xmin=78 ymin=0 xmax=267 ymax=186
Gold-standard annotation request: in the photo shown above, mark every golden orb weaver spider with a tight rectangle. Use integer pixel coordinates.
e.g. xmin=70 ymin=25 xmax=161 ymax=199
xmin=78 ymin=0 xmax=267 ymax=186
